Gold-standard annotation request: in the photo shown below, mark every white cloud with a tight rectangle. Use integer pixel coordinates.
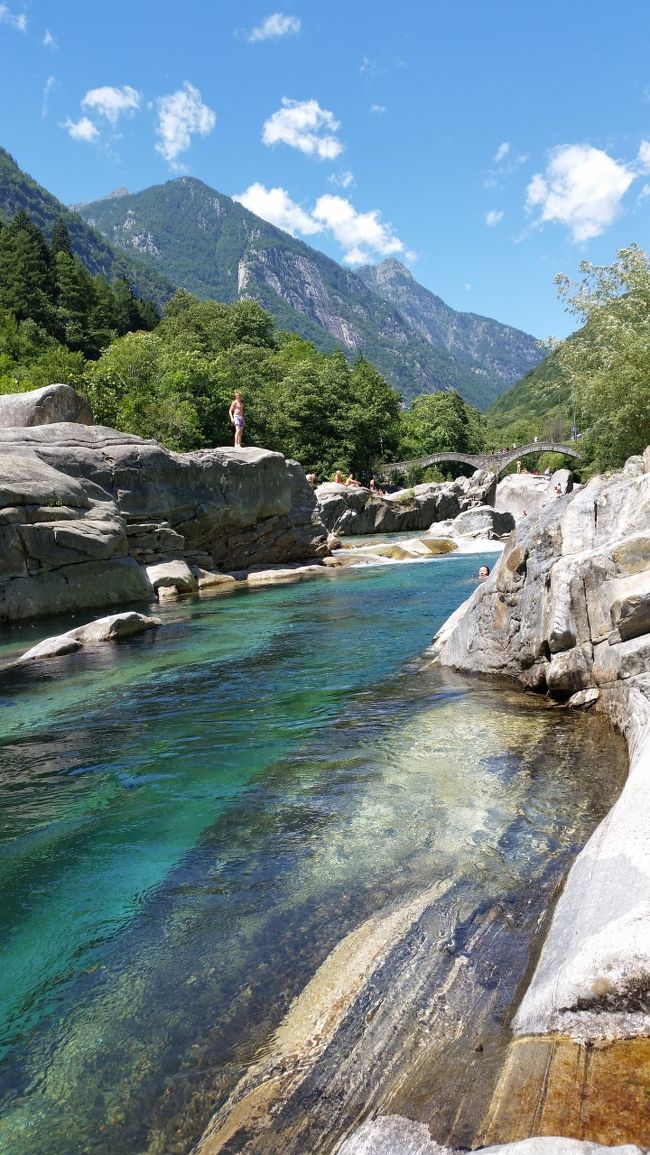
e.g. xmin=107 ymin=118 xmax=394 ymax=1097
xmin=526 ymin=144 xmax=634 ymax=242
xmin=234 ymin=183 xmax=322 ymax=235
xmin=0 ymin=4 xmax=26 ymax=31
xmin=64 ymin=116 xmax=100 ymax=144
xmin=42 ymin=75 xmax=56 ymax=118
xmin=637 ymin=140 xmax=650 ymax=172
xmin=82 ymin=84 xmax=141 ymax=125
xmin=370 ymin=104 xmax=386 ymax=115
xmin=232 ymin=183 xmax=405 ymax=265
xmin=247 ymin=12 xmax=300 ymax=41
xmin=485 ymin=209 xmax=504 ymax=227
xmin=262 ymin=97 xmax=342 ymax=160
xmin=312 ymin=194 xmax=403 ymax=264
xmin=494 ymin=141 xmax=510 ymax=163
xmin=42 ymin=28 xmax=56 ymax=48
xmin=464 ymin=283 xmax=472 ymax=291
xmin=155 ymin=82 xmax=216 ymax=167
xmin=328 ymin=169 xmax=354 ymax=189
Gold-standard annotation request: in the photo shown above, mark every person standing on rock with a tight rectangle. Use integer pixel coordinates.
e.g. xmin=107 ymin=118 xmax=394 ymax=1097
xmin=228 ymin=392 xmax=245 ymax=448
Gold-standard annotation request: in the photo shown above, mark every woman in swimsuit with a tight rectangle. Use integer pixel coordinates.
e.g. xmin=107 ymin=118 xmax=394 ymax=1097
xmin=228 ymin=392 xmax=245 ymax=448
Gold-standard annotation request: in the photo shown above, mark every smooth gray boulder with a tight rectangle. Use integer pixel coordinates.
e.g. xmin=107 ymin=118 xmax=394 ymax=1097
xmin=146 ymin=559 xmax=198 ymax=597
xmin=445 ymin=505 xmax=514 ymax=539
xmin=17 ymin=611 xmax=161 ymax=662
xmin=0 ymin=383 xmax=92 ymax=428
xmin=0 ymin=419 xmax=328 ymax=622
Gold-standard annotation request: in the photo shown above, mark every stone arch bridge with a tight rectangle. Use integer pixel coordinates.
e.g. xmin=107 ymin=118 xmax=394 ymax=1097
xmin=380 ymin=441 xmax=580 ymax=480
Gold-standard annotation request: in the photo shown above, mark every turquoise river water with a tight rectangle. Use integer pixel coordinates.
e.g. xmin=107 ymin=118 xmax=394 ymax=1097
xmin=0 ymin=554 xmax=627 ymax=1154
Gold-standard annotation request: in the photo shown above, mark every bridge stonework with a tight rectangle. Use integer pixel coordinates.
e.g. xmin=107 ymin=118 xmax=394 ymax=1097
xmin=382 ymin=441 xmax=580 ymax=479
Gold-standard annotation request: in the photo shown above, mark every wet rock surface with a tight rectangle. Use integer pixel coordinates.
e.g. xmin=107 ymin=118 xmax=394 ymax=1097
xmin=428 ymin=451 xmax=650 ymax=1153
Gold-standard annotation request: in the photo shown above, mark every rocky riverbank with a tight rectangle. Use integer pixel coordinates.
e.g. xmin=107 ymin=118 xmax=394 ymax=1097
xmin=414 ymin=448 xmax=650 ymax=1153
xmin=315 ymin=467 xmax=573 ymax=544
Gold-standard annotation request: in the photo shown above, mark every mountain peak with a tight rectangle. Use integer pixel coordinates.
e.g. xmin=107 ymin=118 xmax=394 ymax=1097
xmin=360 ymin=257 xmax=413 ymax=283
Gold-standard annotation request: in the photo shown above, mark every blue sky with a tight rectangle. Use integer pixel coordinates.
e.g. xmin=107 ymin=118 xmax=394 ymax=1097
xmin=2 ymin=0 xmax=650 ymax=339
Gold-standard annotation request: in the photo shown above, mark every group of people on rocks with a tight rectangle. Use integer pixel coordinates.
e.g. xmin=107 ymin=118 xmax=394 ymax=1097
xmin=331 ymin=470 xmax=384 ymax=493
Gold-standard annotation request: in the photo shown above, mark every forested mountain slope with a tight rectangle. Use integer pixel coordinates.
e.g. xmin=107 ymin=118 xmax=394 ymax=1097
xmin=77 ymin=176 xmax=545 ymax=407
xmin=0 ymin=148 xmax=174 ymax=306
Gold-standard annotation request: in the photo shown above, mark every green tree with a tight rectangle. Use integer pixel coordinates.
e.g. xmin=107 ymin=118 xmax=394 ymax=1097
xmin=553 ymin=244 xmax=650 ymax=472
xmin=51 ymin=216 xmax=73 ymax=257
xmin=398 ymin=389 xmax=485 ymax=460
xmin=0 ymin=213 xmax=56 ymax=329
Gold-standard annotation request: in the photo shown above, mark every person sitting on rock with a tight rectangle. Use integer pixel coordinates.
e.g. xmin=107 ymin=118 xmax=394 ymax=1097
xmin=345 ymin=473 xmax=361 ymax=487
xmin=333 ymin=469 xmax=345 ymax=484
xmin=368 ymin=478 xmax=384 ymax=495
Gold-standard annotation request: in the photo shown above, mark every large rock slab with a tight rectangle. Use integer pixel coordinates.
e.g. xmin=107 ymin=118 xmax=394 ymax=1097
xmin=0 ymin=417 xmax=328 ymax=623
xmin=0 ymin=557 xmax=154 ymax=623
xmin=495 ymin=470 xmax=574 ymax=521
xmin=17 ymin=611 xmax=161 ymax=661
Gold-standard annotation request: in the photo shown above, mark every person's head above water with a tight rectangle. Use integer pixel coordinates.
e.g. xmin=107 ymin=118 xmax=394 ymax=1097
xmin=477 ymin=565 xmax=490 ymax=579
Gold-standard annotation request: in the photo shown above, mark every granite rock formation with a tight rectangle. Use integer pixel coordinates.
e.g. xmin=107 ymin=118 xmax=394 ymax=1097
xmin=432 ymin=450 xmax=650 ymax=1048
xmin=0 ymin=383 xmax=93 ymax=428
xmin=316 ymin=470 xmax=498 ymax=536
xmin=0 ymin=421 xmax=328 ymax=622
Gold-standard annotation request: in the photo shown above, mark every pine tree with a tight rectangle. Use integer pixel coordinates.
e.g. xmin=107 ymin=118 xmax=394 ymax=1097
xmin=51 ymin=216 xmax=73 ymax=257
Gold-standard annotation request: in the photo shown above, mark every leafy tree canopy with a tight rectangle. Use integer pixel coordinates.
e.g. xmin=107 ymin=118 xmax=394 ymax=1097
xmin=551 ymin=244 xmax=650 ymax=473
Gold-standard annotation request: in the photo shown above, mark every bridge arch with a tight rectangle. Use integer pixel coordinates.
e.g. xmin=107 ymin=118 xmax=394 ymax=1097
xmin=381 ymin=441 xmax=580 ymax=480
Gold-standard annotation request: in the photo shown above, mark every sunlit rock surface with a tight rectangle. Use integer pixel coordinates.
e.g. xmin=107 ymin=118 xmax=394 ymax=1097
xmin=0 ymin=383 xmax=92 ymax=428
xmin=0 ymin=420 xmax=328 ymax=622
xmin=315 ymin=470 xmax=497 ymax=536
xmin=433 ymin=451 xmax=650 ymax=1044
xmin=338 ymin=1117 xmax=644 ymax=1155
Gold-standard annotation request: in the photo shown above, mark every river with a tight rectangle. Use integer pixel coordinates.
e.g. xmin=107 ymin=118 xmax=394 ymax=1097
xmin=0 ymin=552 xmax=627 ymax=1154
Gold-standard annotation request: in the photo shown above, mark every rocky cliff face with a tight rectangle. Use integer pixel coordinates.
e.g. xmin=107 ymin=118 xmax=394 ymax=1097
xmin=432 ymin=450 xmax=650 ymax=1051
xmin=0 ymin=422 xmax=328 ymax=623
xmin=433 ymin=453 xmax=650 ymax=699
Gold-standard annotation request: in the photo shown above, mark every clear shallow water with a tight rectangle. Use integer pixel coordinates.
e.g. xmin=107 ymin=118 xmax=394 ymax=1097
xmin=0 ymin=555 xmax=626 ymax=1155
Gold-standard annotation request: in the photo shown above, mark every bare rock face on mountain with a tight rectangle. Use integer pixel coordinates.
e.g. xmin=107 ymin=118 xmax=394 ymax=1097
xmin=0 ymin=419 xmax=328 ymax=622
